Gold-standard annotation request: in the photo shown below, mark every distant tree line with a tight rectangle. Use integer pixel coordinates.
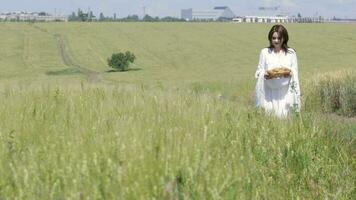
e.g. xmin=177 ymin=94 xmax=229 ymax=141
xmin=68 ymin=9 xmax=185 ymax=22
xmin=67 ymin=9 xmax=237 ymax=22
xmin=3 ymin=8 xmax=344 ymax=23
xmin=68 ymin=9 xmax=96 ymax=21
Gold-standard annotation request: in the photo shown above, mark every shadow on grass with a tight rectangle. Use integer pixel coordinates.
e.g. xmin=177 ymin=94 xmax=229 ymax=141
xmin=106 ymin=68 xmax=142 ymax=73
xmin=46 ymin=68 xmax=82 ymax=76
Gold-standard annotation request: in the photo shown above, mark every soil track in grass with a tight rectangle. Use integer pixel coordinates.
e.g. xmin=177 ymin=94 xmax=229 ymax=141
xmin=29 ymin=23 xmax=102 ymax=83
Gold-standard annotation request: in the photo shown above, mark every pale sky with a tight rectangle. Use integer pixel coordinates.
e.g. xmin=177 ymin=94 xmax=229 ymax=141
xmin=0 ymin=0 xmax=355 ymax=18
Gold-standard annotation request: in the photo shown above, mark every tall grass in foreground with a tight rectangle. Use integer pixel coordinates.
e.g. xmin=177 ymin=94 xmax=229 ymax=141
xmin=0 ymin=85 xmax=354 ymax=199
xmin=304 ymin=70 xmax=356 ymax=117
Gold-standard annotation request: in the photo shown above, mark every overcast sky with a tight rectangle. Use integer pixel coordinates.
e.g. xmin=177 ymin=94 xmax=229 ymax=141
xmin=1 ymin=0 xmax=355 ymax=18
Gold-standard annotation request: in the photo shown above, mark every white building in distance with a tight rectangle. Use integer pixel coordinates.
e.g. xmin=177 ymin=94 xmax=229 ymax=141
xmin=181 ymin=6 xmax=235 ymax=21
xmin=0 ymin=11 xmax=68 ymax=22
xmin=233 ymin=15 xmax=290 ymax=23
xmin=231 ymin=5 xmax=297 ymax=23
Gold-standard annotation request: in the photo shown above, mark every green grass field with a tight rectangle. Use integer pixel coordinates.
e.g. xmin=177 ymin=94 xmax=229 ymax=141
xmin=1 ymin=23 xmax=355 ymax=88
xmin=0 ymin=22 xmax=355 ymax=199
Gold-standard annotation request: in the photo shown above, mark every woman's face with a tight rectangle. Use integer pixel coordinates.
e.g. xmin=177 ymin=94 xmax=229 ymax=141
xmin=271 ymin=32 xmax=283 ymax=49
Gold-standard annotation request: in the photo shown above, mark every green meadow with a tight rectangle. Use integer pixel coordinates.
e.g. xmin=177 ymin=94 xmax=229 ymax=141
xmin=0 ymin=22 xmax=355 ymax=199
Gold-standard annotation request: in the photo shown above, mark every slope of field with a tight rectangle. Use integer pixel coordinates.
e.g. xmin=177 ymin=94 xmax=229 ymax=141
xmin=0 ymin=23 xmax=82 ymax=86
xmin=0 ymin=23 xmax=355 ymax=92
xmin=0 ymin=22 xmax=355 ymax=199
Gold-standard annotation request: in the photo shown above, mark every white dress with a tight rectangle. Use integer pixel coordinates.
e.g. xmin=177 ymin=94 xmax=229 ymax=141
xmin=255 ymin=48 xmax=301 ymax=118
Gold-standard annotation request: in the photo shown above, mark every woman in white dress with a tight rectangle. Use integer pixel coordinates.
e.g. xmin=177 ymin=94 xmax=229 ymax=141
xmin=255 ymin=25 xmax=301 ymax=118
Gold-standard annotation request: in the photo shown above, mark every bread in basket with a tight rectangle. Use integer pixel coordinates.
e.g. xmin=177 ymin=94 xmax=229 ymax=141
xmin=265 ymin=67 xmax=291 ymax=79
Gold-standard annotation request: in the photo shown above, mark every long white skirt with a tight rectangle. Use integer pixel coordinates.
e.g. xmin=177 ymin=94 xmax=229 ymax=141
xmin=255 ymin=76 xmax=295 ymax=118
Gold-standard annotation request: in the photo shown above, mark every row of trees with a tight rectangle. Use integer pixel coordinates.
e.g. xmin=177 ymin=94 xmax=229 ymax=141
xmin=68 ymin=9 xmax=95 ymax=21
xmin=68 ymin=9 xmax=185 ymax=22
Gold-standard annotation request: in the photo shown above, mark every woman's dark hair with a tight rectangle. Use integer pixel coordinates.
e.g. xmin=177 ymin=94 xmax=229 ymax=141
xmin=268 ymin=24 xmax=293 ymax=53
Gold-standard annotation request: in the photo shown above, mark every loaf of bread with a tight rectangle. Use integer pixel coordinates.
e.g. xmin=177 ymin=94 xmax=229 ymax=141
xmin=266 ymin=67 xmax=291 ymax=79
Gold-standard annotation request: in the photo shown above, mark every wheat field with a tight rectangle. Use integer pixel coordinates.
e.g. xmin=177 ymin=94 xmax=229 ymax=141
xmin=0 ymin=22 xmax=355 ymax=199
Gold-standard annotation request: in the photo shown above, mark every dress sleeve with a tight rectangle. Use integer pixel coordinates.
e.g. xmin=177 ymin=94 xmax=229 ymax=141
xmin=255 ymin=49 xmax=265 ymax=78
xmin=291 ymin=52 xmax=298 ymax=74
xmin=290 ymin=52 xmax=301 ymax=112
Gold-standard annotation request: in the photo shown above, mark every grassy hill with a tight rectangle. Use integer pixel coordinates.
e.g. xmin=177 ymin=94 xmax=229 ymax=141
xmin=1 ymin=23 xmax=355 ymax=88
xmin=0 ymin=22 xmax=355 ymax=199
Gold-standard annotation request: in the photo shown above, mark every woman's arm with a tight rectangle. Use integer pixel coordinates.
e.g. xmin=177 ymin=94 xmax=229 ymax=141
xmin=291 ymin=51 xmax=298 ymax=76
xmin=255 ymin=49 xmax=265 ymax=78
xmin=290 ymin=52 xmax=301 ymax=112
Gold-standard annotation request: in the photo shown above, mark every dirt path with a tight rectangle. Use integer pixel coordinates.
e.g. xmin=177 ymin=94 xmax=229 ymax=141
xmin=54 ymin=34 xmax=102 ymax=83
xmin=29 ymin=24 xmax=103 ymax=83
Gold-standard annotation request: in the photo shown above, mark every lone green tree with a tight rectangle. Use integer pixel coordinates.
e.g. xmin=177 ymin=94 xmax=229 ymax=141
xmin=107 ymin=51 xmax=136 ymax=71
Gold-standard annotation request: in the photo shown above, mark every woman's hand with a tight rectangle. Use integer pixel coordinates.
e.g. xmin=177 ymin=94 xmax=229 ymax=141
xmin=264 ymin=74 xmax=272 ymax=79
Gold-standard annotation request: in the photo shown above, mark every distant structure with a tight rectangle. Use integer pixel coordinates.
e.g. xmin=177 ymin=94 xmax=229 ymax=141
xmin=181 ymin=6 xmax=235 ymax=21
xmin=232 ymin=15 xmax=326 ymax=23
xmin=142 ymin=6 xmax=146 ymax=19
xmin=232 ymin=5 xmax=325 ymax=23
xmin=233 ymin=15 xmax=290 ymax=23
xmin=232 ymin=4 xmax=293 ymax=23
xmin=0 ymin=11 xmax=68 ymax=22
xmin=258 ymin=6 xmax=280 ymax=11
